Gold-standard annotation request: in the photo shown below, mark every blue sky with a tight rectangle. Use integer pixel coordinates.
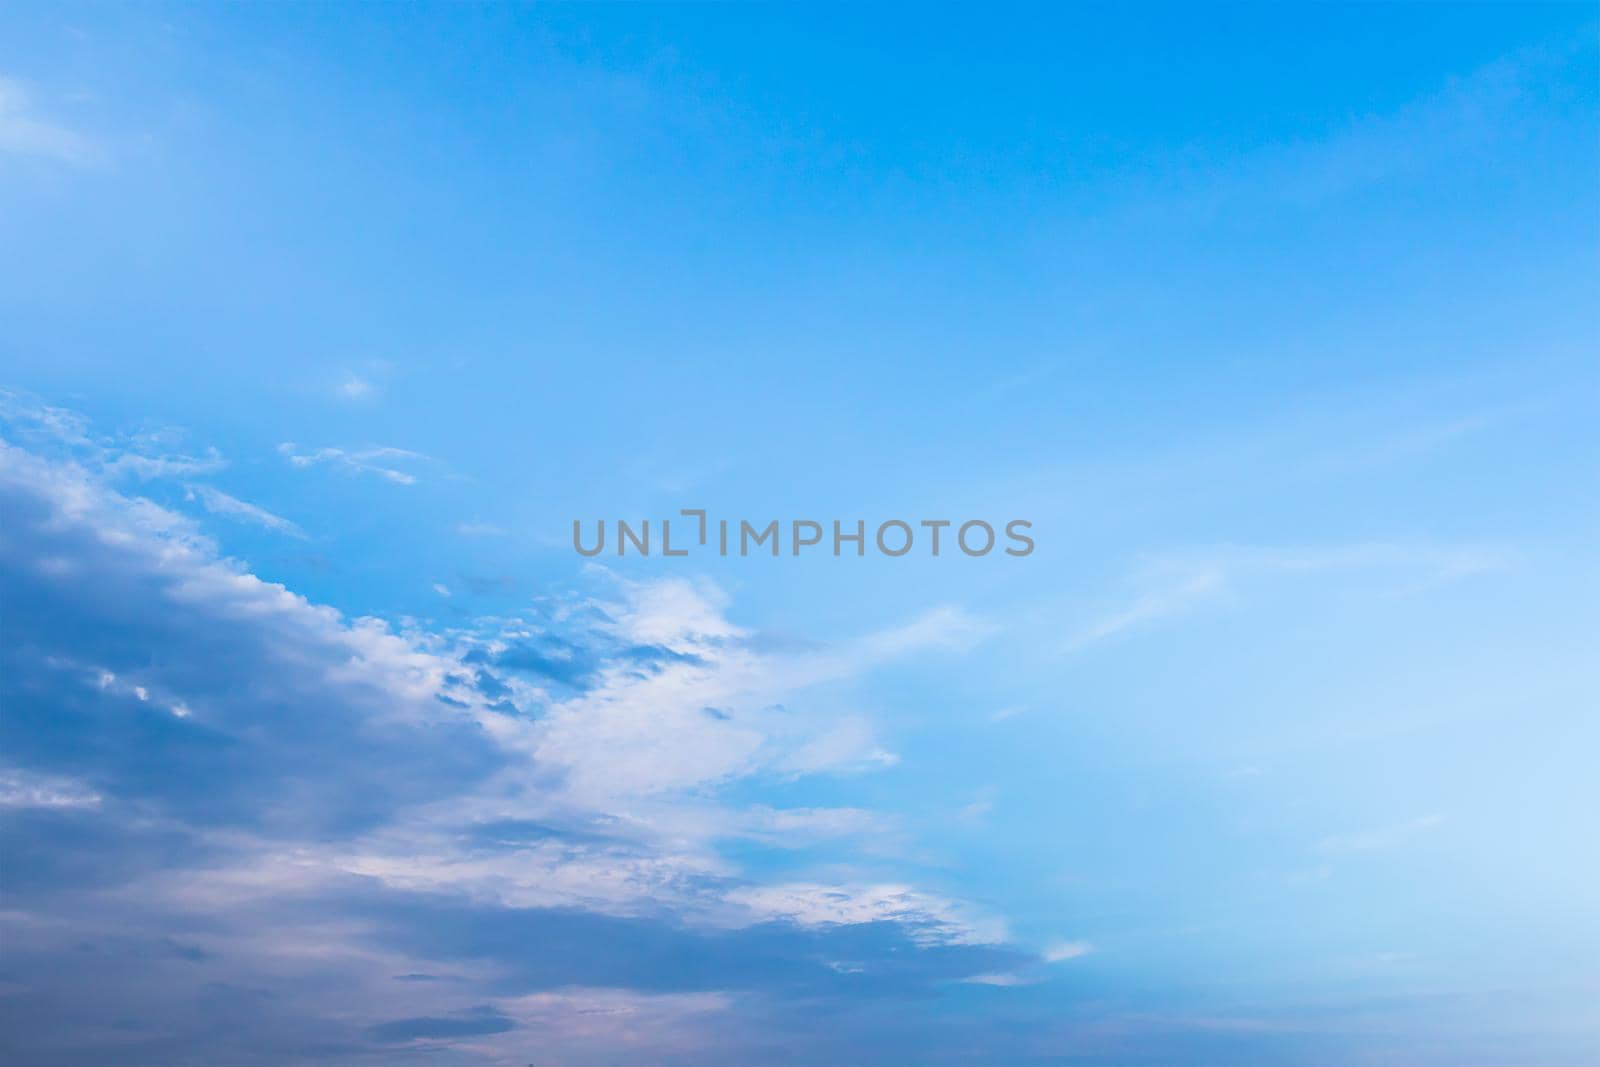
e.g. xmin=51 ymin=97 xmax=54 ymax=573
xmin=1 ymin=5 xmax=1597 ymax=1065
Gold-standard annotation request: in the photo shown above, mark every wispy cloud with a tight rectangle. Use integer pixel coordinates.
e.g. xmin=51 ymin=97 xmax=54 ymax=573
xmin=855 ymin=603 xmax=992 ymax=661
xmin=961 ymin=972 xmax=1034 ymax=987
xmin=1137 ymin=42 xmax=1577 ymax=221
xmin=326 ymin=360 xmax=393 ymax=403
xmin=1043 ymin=940 xmax=1094 ymax=963
xmin=1067 ymin=542 xmax=1507 ymax=653
xmin=0 ymin=767 xmax=101 ymax=810
xmin=1065 ymin=567 xmax=1224 ymax=651
xmin=0 ymin=75 xmax=98 ymax=165
xmin=724 ymin=883 xmax=1007 ymax=947
xmin=1317 ymin=814 xmax=1446 ymax=854
xmin=104 ymin=447 xmax=226 ymax=480
xmin=185 ymin=484 xmax=305 ymax=538
xmin=337 ymin=374 xmax=375 ymax=400
xmin=278 ymin=443 xmax=429 ymax=485
xmin=0 ymin=388 xmax=225 ymax=480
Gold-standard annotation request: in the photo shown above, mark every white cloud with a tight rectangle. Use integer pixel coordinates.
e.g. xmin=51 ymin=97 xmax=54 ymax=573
xmin=522 ymin=577 xmax=981 ymax=803
xmin=957 ymin=786 xmax=997 ymax=824
xmin=606 ymin=575 xmax=743 ymax=649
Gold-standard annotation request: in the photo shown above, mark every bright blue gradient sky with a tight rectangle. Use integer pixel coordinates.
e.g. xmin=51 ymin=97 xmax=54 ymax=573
xmin=1 ymin=5 xmax=1597 ymax=1066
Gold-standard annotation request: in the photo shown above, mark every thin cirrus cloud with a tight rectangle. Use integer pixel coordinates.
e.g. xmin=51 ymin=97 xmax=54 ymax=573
xmin=277 ymin=442 xmax=429 ymax=485
xmin=0 ymin=404 xmax=1034 ymax=1065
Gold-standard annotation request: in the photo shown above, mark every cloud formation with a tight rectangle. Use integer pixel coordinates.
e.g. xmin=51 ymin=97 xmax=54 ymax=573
xmin=0 ymin=410 xmax=1023 ymax=1066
